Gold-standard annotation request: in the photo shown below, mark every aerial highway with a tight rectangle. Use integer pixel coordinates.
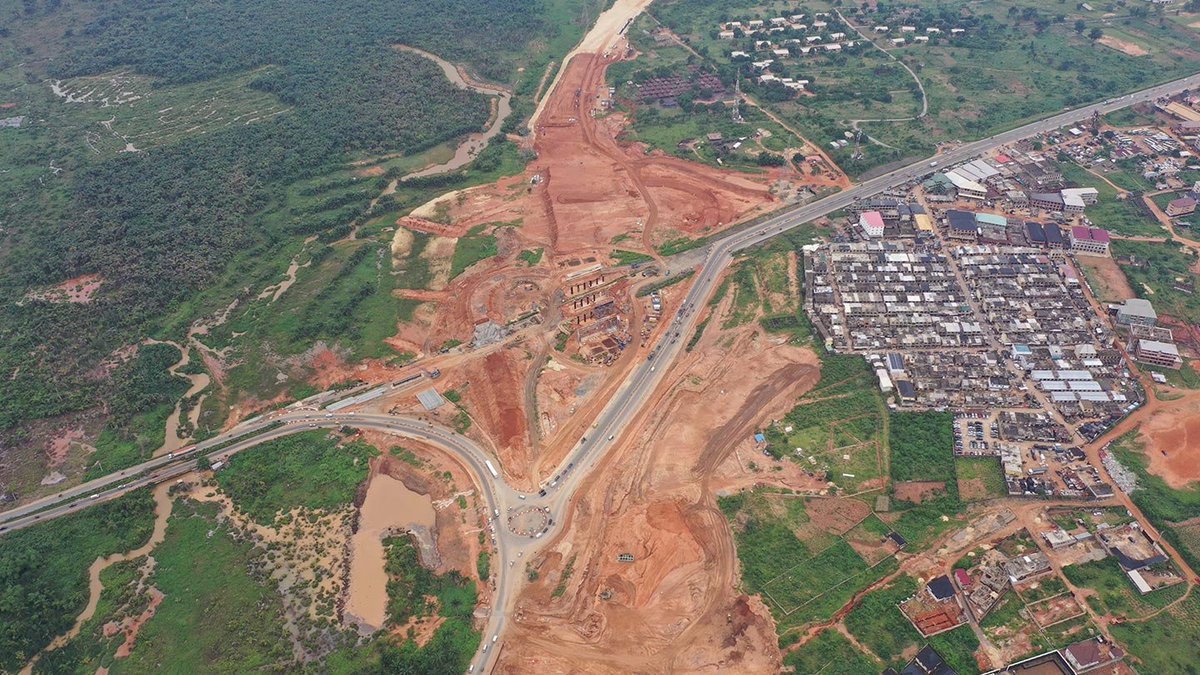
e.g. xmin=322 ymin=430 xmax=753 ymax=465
xmin=5 ymin=72 xmax=1200 ymax=673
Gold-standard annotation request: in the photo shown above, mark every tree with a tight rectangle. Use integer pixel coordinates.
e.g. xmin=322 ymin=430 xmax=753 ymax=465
xmin=1089 ymin=26 xmax=1104 ymax=41
xmin=1074 ymin=19 xmax=1086 ymax=33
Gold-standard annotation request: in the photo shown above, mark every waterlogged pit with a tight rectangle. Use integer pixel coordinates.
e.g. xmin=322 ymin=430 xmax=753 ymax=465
xmin=344 ymin=470 xmax=436 ymax=633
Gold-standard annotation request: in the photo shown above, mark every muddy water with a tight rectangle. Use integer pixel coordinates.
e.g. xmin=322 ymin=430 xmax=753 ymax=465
xmin=344 ymin=473 xmax=436 ymax=633
xmin=23 ymin=483 xmax=174 ymax=673
xmin=148 ymin=338 xmax=211 ymax=458
xmin=394 ymin=45 xmax=512 ymax=180
xmin=256 ymin=255 xmax=302 ymax=304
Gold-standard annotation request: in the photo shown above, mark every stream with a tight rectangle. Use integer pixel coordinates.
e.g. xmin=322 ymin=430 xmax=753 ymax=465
xmin=394 ymin=45 xmax=513 ymax=180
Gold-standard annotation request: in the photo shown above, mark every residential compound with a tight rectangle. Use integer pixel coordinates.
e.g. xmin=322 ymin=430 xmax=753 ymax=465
xmin=803 ymin=152 xmax=1147 ymax=499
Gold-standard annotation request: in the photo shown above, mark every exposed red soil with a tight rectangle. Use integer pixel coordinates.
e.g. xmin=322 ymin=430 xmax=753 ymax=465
xmin=1137 ymin=392 xmax=1200 ymax=489
xmin=23 ymin=273 xmax=104 ymax=305
xmin=806 ymin=497 xmax=871 ymax=536
xmin=107 ymin=587 xmax=164 ymax=659
xmin=894 ymin=480 xmax=947 ymax=504
xmin=497 ymin=324 xmax=821 ymax=673
xmin=421 ymin=51 xmax=787 ymax=261
xmin=45 ymin=427 xmax=86 ymax=470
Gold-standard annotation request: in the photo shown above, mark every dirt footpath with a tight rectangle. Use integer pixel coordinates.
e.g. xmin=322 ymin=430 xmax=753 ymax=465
xmin=496 ymin=325 xmax=821 ymax=673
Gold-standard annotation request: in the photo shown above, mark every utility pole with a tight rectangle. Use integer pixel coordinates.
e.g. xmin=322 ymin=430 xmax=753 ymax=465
xmin=733 ymin=73 xmax=744 ymax=123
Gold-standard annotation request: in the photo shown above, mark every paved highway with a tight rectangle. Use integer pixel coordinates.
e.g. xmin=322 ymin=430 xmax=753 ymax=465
xmin=531 ymin=73 xmax=1200 ymax=526
xmin=4 ymin=73 xmax=1200 ymax=673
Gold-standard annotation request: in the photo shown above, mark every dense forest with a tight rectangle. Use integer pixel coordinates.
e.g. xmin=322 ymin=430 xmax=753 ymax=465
xmin=0 ymin=0 xmax=568 ymax=435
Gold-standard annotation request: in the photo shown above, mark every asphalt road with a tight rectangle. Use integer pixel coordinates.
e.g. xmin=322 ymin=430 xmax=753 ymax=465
xmin=535 ymin=73 xmax=1200 ymax=528
xmin=5 ymin=73 xmax=1200 ymax=673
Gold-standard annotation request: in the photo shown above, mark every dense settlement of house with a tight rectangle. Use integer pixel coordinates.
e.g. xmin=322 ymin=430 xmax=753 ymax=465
xmin=835 ymin=96 xmax=1200 ymax=675
xmin=801 ymin=138 xmax=1168 ymax=500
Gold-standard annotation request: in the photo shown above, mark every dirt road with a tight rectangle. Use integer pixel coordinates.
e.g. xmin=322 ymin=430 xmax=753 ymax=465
xmin=496 ymin=317 xmax=821 ymax=672
xmin=529 ymin=0 xmax=655 ymax=131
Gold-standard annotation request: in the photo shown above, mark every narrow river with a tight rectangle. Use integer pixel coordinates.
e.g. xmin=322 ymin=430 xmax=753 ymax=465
xmin=395 ymin=45 xmax=513 ymax=180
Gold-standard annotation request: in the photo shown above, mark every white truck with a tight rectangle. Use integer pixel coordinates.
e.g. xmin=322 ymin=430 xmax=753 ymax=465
xmin=485 ymin=460 xmax=499 ymax=479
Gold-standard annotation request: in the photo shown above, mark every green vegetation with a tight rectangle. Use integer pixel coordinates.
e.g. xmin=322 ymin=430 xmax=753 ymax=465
xmin=760 ymin=351 xmax=884 ymax=492
xmin=783 ymin=629 xmax=878 ymax=675
xmin=955 ymin=457 xmax=1007 ymax=500
xmin=450 ymin=225 xmax=500 ymax=279
xmin=0 ymin=0 xmax=601 ymax=486
xmin=656 ymin=236 xmax=709 ymax=257
xmin=928 ymin=626 xmax=982 ymax=675
xmin=606 ymin=19 xmax=807 ymax=172
xmin=1110 ymin=430 xmax=1200 ymax=523
xmin=477 ymin=551 xmax=491 ymax=581
xmin=1108 ymin=430 xmax=1200 ymax=570
xmin=1062 ymin=557 xmax=1185 ymax=619
xmin=83 ymin=343 xmax=191 ymax=479
xmin=650 ymin=0 xmax=1200 ymax=177
xmin=552 ymin=555 xmax=577 ymax=598
xmin=845 ymin=575 xmax=981 ymax=673
xmin=0 ymin=490 xmax=156 ymax=672
xmin=1110 ymin=587 xmax=1200 ymax=674
xmin=1017 ymin=576 xmax=1069 ymax=604
xmin=214 ymin=431 xmax=377 ymax=524
xmin=889 ymin=411 xmax=955 ymax=493
xmin=1145 ymin=360 xmax=1200 ymax=390
xmin=453 ymin=411 xmax=473 ymax=434
xmin=517 ymin=248 xmax=544 ymax=266
xmin=686 ymin=317 xmax=710 ymax=351
xmin=115 ymin=500 xmax=294 ymax=672
xmin=722 ymin=260 xmax=763 ymax=328
xmin=1112 ymin=239 xmax=1200 ymax=325
xmin=611 ymin=249 xmax=655 ymax=266
xmin=1060 ymin=162 xmax=1163 ymax=237
xmin=635 ymin=270 xmax=695 ymax=297
xmin=382 ymin=535 xmax=481 ymax=672
xmin=720 ymin=490 xmax=899 ymax=635
xmin=34 ymin=558 xmax=148 ymax=673
xmin=845 ymin=576 xmax=922 ymax=668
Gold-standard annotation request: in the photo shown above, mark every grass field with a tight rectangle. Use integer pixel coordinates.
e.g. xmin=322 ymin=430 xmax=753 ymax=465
xmin=784 ymin=630 xmax=879 ymax=674
xmin=117 ymin=500 xmax=294 ymax=672
xmin=450 ymin=224 xmax=500 ymax=279
xmin=955 ymin=457 xmax=1007 ymax=500
xmin=1112 ymin=238 xmax=1200 ymax=325
xmin=1060 ymin=162 xmax=1165 ymax=237
xmin=889 ymin=411 xmax=956 ymax=498
xmin=844 ymin=574 xmax=983 ymax=673
xmin=1061 ymin=557 xmax=1185 ymax=620
xmin=721 ymin=490 xmax=900 ymax=633
xmin=214 ymin=431 xmax=377 ymax=525
xmin=1109 ymin=588 xmax=1200 ymax=674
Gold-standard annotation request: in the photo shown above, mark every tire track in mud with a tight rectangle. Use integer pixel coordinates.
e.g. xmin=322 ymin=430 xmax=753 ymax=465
xmin=692 ymin=362 xmax=819 ymax=476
